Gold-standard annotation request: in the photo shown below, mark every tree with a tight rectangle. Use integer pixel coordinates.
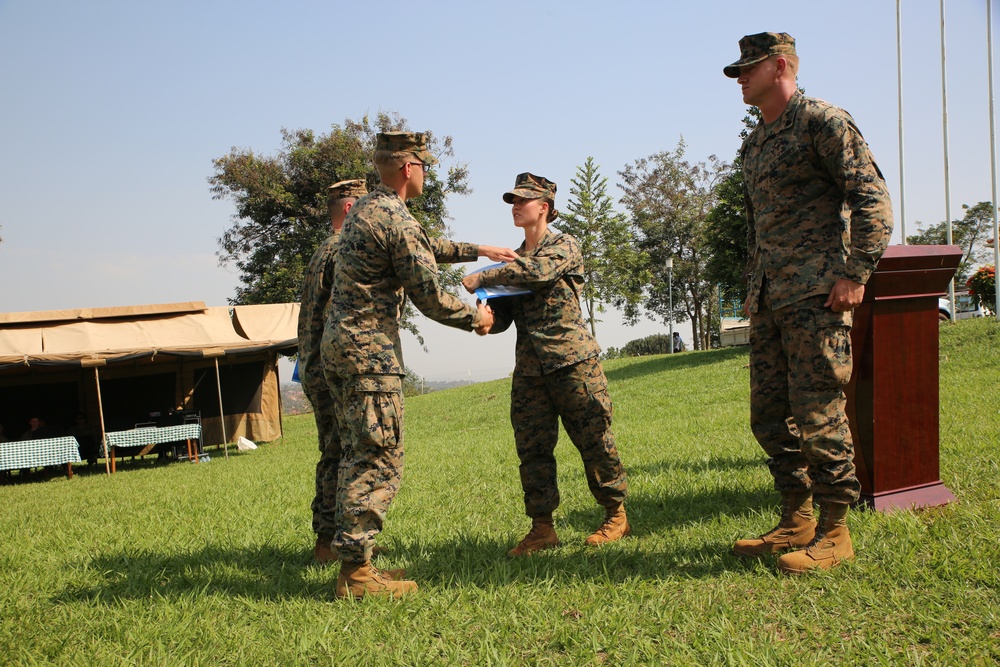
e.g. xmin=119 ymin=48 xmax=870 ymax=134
xmin=704 ymin=107 xmax=761 ymax=308
xmin=209 ymin=111 xmax=470 ymax=319
xmin=618 ymin=138 xmax=731 ymax=350
xmin=559 ymin=157 xmax=647 ymax=336
xmin=906 ymin=201 xmax=995 ymax=283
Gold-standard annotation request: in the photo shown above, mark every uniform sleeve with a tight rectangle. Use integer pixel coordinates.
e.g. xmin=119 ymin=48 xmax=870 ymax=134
xmin=814 ymin=109 xmax=894 ymax=284
xmin=390 ymin=220 xmax=481 ymax=331
xmin=740 ymin=143 xmax=758 ymax=286
xmin=477 ymin=237 xmax=576 ymax=290
xmin=429 ymin=237 xmax=479 ymax=264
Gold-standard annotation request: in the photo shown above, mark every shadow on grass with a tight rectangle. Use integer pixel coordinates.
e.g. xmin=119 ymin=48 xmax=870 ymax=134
xmin=56 ymin=543 xmax=333 ymax=604
xmin=604 ymin=346 xmax=748 ymax=383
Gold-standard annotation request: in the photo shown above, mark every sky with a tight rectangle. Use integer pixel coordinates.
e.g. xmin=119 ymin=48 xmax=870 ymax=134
xmin=1 ymin=0 xmax=998 ymax=382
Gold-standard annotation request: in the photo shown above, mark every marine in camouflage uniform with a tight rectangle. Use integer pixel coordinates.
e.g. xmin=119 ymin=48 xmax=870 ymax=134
xmin=724 ymin=33 xmax=893 ymax=573
xmin=297 ymin=179 xmax=367 ymax=562
xmin=464 ymin=173 xmax=629 ymax=556
xmin=322 ymin=132 xmax=511 ymax=598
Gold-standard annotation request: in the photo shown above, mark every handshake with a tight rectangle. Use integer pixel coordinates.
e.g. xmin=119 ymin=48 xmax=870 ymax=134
xmin=475 ymin=302 xmax=494 ymax=336
xmin=468 ymin=270 xmax=493 ymax=335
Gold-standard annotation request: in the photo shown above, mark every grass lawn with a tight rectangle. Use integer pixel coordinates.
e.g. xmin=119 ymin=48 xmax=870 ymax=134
xmin=1 ymin=319 xmax=998 ymax=666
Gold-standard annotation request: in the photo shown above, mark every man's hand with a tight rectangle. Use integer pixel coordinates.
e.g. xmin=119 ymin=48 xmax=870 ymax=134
xmin=479 ymin=246 xmax=518 ymax=262
xmin=475 ymin=303 xmax=493 ymax=335
xmin=743 ymin=295 xmax=753 ymax=319
xmin=825 ymin=278 xmax=865 ymax=312
xmin=462 ymin=272 xmax=482 ymax=294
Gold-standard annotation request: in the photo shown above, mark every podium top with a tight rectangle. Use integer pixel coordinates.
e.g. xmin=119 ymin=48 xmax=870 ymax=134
xmin=865 ymin=244 xmax=962 ymax=300
xmin=875 ymin=244 xmax=961 ymax=272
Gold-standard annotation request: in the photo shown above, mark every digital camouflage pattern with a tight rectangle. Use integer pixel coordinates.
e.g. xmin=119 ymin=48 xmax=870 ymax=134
xmin=322 ymin=183 xmax=482 ymax=378
xmin=749 ymin=296 xmax=860 ymax=504
xmin=502 ymin=172 xmax=557 ymax=204
xmin=297 ymin=229 xmax=342 ymax=537
xmin=321 ymin=182 xmax=485 ymax=561
xmin=327 ymin=373 xmax=403 ymax=563
xmin=723 ymin=32 xmax=796 ymax=78
xmin=511 ymin=358 xmax=627 ymax=516
xmin=327 ymin=179 xmax=367 ymax=200
xmin=484 ymin=230 xmax=626 ymax=517
xmin=374 ymin=131 xmax=438 ymax=166
xmin=741 ymin=90 xmax=893 ymax=506
xmin=480 ymin=231 xmax=600 ymax=376
xmin=741 ymin=92 xmax=894 ymax=313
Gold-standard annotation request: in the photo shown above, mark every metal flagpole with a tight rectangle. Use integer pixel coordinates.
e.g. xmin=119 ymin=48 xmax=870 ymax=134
xmin=897 ymin=0 xmax=908 ymax=244
xmin=989 ymin=0 xmax=1000 ymax=319
xmin=940 ymin=0 xmax=956 ymax=320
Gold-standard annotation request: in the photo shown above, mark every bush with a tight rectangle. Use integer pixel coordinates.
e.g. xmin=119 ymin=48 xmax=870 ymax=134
xmin=966 ymin=265 xmax=996 ymax=314
xmin=620 ymin=333 xmax=673 ymax=357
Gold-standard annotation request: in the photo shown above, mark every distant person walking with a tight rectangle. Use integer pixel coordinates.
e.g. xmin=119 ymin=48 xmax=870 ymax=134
xmin=298 ymin=179 xmax=367 ymax=566
xmin=462 ymin=173 xmax=630 ymax=557
xmin=322 ymin=132 xmax=515 ymax=599
xmin=724 ymin=33 xmax=893 ymax=573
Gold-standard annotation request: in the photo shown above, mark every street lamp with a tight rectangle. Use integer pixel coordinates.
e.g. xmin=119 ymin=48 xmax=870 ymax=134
xmin=665 ymin=257 xmax=674 ymax=353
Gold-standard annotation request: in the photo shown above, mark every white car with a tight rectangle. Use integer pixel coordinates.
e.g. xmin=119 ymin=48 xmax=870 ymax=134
xmin=938 ymin=293 xmax=985 ymax=321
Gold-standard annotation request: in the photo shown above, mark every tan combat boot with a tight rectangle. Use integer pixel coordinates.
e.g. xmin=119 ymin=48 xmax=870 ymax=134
xmin=335 ymin=561 xmax=417 ymax=599
xmin=585 ymin=503 xmax=631 ymax=546
xmin=508 ymin=514 xmax=560 ymax=557
xmin=777 ymin=502 xmax=854 ymax=574
xmin=733 ymin=491 xmax=816 ymax=557
xmin=314 ymin=535 xmax=337 ymax=565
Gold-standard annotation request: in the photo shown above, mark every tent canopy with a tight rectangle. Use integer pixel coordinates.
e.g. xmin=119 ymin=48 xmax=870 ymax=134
xmin=0 ymin=302 xmax=299 ymax=367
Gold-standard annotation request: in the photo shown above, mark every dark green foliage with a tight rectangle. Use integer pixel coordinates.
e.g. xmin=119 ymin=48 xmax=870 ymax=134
xmin=210 ymin=111 xmax=469 ymax=309
xmin=618 ymin=138 xmax=731 ymax=349
xmin=906 ymin=201 xmax=996 ymax=283
xmin=559 ymin=157 xmax=648 ymax=336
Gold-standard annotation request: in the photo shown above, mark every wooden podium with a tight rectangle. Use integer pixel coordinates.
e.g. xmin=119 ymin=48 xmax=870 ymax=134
xmin=846 ymin=244 xmax=961 ymax=511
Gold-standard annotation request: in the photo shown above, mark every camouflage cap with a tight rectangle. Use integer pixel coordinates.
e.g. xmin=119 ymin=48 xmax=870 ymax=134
xmin=723 ymin=32 xmax=796 ymax=78
xmin=502 ymin=172 xmax=557 ymax=204
xmin=327 ymin=179 xmax=368 ymax=200
xmin=374 ymin=131 xmax=439 ymax=166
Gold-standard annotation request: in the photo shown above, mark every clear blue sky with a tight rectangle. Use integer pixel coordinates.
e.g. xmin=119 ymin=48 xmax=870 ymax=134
xmin=1 ymin=1 xmax=995 ymax=380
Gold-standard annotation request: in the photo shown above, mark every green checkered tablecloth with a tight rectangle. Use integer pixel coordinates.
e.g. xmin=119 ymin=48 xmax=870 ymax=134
xmin=0 ymin=436 xmax=82 ymax=471
xmin=104 ymin=424 xmax=201 ymax=451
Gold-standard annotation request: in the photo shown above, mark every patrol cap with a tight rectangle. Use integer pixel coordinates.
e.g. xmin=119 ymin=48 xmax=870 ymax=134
xmin=374 ymin=131 xmax=439 ymax=166
xmin=327 ymin=179 xmax=368 ymax=200
xmin=502 ymin=172 xmax=557 ymax=204
xmin=723 ymin=32 xmax=796 ymax=78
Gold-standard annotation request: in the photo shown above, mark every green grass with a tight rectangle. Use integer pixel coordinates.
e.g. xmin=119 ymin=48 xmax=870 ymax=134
xmin=2 ymin=320 xmax=999 ymax=666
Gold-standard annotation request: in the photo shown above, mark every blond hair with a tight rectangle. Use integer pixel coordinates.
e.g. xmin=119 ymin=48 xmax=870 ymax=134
xmin=374 ymin=150 xmax=415 ymax=179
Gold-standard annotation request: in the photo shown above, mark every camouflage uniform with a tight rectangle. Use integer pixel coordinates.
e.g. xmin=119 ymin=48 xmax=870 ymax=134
xmin=322 ymin=148 xmax=486 ymax=562
xmin=298 ymin=229 xmax=342 ymax=538
xmin=479 ymin=228 xmax=628 ymax=518
xmin=741 ymin=89 xmax=894 ymax=504
xmin=298 ymin=179 xmax=368 ymax=542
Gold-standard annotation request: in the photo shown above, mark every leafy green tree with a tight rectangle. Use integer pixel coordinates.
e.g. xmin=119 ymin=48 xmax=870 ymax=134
xmin=209 ymin=111 xmax=470 ymax=318
xmin=559 ymin=157 xmax=647 ymax=336
xmin=906 ymin=201 xmax=996 ymax=283
xmin=704 ymin=107 xmax=761 ymax=307
xmin=618 ymin=138 xmax=731 ymax=350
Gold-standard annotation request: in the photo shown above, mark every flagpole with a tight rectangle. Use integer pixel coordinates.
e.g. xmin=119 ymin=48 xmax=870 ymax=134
xmin=941 ymin=0 xmax=956 ymax=320
xmin=897 ymin=0 xmax=907 ymax=244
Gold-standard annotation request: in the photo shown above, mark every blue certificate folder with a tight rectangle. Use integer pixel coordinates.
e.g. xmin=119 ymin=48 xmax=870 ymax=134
xmin=468 ymin=262 xmax=533 ymax=301
xmin=291 ymin=359 xmax=301 ymax=383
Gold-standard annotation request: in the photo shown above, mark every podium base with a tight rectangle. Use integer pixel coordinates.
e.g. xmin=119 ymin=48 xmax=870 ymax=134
xmin=857 ymin=481 xmax=957 ymax=513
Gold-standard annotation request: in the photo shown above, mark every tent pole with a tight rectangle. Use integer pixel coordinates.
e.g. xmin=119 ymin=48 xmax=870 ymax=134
xmin=93 ymin=366 xmax=110 ymax=476
xmin=214 ymin=357 xmax=229 ymax=459
xmin=276 ymin=357 xmax=285 ymax=441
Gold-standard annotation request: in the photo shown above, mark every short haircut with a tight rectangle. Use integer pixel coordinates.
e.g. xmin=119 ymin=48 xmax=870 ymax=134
xmin=373 ymin=149 xmax=413 ymax=179
xmin=779 ymin=53 xmax=799 ymax=78
xmin=327 ymin=196 xmax=356 ymax=217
